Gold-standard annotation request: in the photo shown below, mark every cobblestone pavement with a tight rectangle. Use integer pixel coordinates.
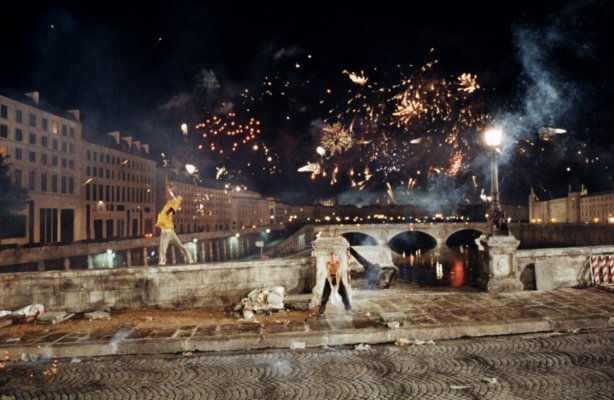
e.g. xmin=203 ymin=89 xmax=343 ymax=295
xmin=2 ymin=329 xmax=614 ymax=399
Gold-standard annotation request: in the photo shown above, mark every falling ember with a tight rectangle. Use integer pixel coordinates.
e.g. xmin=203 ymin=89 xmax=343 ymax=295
xmin=320 ymin=122 xmax=354 ymax=156
xmin=457 ymin=73 xmax=479 ymax=93
xmin=447 ymin=152 xmax=464 ymax=176
xmin=342 ymin=70 xmax=369 ymax=86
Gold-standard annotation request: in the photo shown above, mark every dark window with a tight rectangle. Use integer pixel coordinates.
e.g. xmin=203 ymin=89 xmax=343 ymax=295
xmin=41 ymin=173 xmax=47 ymax=191
xmin=86 ymin=183 xmax=91 ymax=200
xmin=68 ymin=176 xmax=74 ymax=194
xmin=51 ymin=175 xmax=58 ymax=192
xmin=52 ymin=156 xmax=58 ymax=166
xmin=15 ymin=128 xmax=22 ymax=141
xmin=52 ymin=139 xmax=58 ymax=150
xmin=14 ymin=169 xmax=22 ymax=187
xmin=61 ymin=158 xmax=67 ymax=168
xmin=42 ymin=118 xmax=48 ymax=131
xmin=29 ymin=152 xmax=36 ymax=162
xmin=61 ymin=125 xmax=67 ymax=136
xmin=106 ymin=154 xmax=110 ymax=163
xmin=93 ymin=152 xmax=97 ymax=162
xmin=29 ymin=132 xmax=36 ymax=144
xmin=61 ymin=176 xmax=67 ymax=194
xmin=86 ymin=166 xmax=91 ymax=176
xmin=41 ymin=136 xmax=48 ymax=147
xmin=69 ymin=127 xmax=74 ymax=138
xmin=69 ymin=143 xmax=74 ymax=154
xmin=0 ymin=124 xmax=7 ymax=138
xmin=28 ymin=171 xmax=35 ymax=190
xmin=15 ymin=109 xmax=22 ymax=123
xmin=0 ymin=104 xmax=7 ymax=119
xmin=69 ymin=160 xmax=74 ymax=169
xmin=15 ymin=148 xmax=22 ymax=160
xmin=41 ymin=153 xmax=47 ymax=164
xmin=106 ymin=169 xmax=110 ymax=179
xmin=86 ymin=150 xmax=91 ymax=160
xmin=61 ymin=142 xmax=67 ymax=152
xmin=29 ymin=114 xmax=36 ymax=127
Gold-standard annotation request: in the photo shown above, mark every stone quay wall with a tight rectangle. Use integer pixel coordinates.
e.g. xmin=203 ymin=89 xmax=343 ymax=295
xmin=516 ymin=245 xmax=614 ymax=290
xmin=0 ymin=257 xmax=315 ymax=312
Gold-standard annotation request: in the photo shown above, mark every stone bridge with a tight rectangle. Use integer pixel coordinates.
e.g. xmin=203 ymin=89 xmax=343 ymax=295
xmin=317 ymin=223 xmax=488 ymax=246
xmin=316 ymin=223 xmax=488 ymax=268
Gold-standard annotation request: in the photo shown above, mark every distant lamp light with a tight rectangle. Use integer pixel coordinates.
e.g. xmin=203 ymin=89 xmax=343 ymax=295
xmin=484 ymin=127 xmax=503 ymax=147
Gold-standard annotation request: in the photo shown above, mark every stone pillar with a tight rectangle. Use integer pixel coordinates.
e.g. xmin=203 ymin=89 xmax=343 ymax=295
xmin=477 ymin=234 xmax=523 ymax=293
xmin=171 ymin=246 xmax=176 ymax=264
xmin=87 ymin=255 xmax=93 ymax=269
xmin=200 ymin=241 xmax=206 ymax=263
xmin=309 ymin=233 xmax=352 ymax=310
xmin=215 ymin=241 xmax=220 ymax=261
xmin=126 ymin=250 xmax=132 ymax=267
xmin=63 ymin=257 xmax=70 ymax=271
xmin=209 ymin=241 xmax=214 ymax=262
xmin=223 ymin=240 xmax=227 ymax=260
xmin=143 ymin=247 xmax=149 ymax=266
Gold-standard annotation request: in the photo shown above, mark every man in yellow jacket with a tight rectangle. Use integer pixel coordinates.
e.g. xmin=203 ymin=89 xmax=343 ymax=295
xmin=156 ymin=196 xmax=194 ymax=265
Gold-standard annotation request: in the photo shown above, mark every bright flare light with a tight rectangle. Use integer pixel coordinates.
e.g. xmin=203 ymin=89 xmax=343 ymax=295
xmin=484 ymin=127 xmax=503 ymax=147
xmin=185 ymin=164 xmax=197 ymax=174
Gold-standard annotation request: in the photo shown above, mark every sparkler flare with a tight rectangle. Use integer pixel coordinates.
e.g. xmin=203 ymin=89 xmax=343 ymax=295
xmin=320 ymin=123 xmax=354 ymax=156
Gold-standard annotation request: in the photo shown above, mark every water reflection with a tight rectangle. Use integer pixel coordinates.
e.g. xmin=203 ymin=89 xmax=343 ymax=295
xmin=395 ymin=245 xmax=480 ymax=288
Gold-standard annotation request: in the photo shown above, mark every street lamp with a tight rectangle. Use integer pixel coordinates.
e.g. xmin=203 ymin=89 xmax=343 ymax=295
xmin=484 ymin=127 xmax=508 ymax=236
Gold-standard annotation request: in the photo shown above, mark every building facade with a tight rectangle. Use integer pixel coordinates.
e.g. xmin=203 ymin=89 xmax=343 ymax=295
xmin=1 ymin=92 xmax=83 ymax=245
xmin=529 ymin=186 xmax=614 ymax=224
xmin=82 ymin=137 xmax=156 ymax=240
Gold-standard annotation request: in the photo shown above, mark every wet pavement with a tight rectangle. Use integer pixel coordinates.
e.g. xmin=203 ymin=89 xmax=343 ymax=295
xmin=1 ymin=284 xmax=613 ymax=360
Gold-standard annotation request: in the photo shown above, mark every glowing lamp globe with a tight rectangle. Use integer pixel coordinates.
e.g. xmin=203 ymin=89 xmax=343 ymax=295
xmin=484 ymin=128 xmax=503 ymax=147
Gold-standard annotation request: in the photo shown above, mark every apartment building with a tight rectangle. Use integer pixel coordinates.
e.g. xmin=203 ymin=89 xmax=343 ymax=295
xmin=0 ymin=92 xmax=83 ymax=244
xmin=82 ymin=133 xmax=156 ymax=240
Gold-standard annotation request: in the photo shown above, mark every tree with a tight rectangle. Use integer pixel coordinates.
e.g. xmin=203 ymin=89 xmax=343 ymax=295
xmin=0 ymin=154 xmax=29 ymax=240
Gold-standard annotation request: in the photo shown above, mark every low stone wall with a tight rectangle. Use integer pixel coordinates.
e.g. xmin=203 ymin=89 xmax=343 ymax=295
xmin=516 ymin=245 xmax=614 ymax=290
xmin=0 ymin=257 xmax=315 ymax=312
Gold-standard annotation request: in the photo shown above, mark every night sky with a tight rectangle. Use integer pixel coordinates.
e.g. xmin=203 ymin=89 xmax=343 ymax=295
xmin=1 ymin=1 xmax=613 ymax=211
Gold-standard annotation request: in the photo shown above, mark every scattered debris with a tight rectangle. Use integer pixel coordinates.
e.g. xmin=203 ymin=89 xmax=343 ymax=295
xmin=365 ymin=312 xmax=372 ymax=317
xmin=5 ymin=338 xmax=21 ymax=343
xmin=354 ymin=343 xmax=371 ymax=351
xmin=378 ymin=312 xmax=406 ymax=327
xmin=37 ymin=311 xmax=75 ymax=325
xmin=182 ymin=351 xmax=193 ymax=356
xmin=414 ymin=339 xmax=435 ymax=345
xmin=290 ymin=341 xmax=306 ymax=350
xmin=20 ymin=353 xmax=39 ymax=362
xmin=235 ymin=287 xmax=285 ymax=319
xmin=84 ymin=311 xmax=111 ymax=321
xmin=481 ymin=377 xmax=498 ymax=385
xmin=450 ymin=385 xmax=472 ymax=390
xmin=143 ymin=316 xmax=154 ymax=322
xmin=567 ymin=328 xmax=580 ymax=334
xmin=395 ymin=338 xmax=411 ymax=347
xmin=386 ymin=321 xmax=400 ymax=329
xmin=12 ymin=304 xmax=45 ymax=323
xmin=70 ymin=358 xmax=82 ymax=363
xmin=0 ymin=310 xmax=11 ymax=319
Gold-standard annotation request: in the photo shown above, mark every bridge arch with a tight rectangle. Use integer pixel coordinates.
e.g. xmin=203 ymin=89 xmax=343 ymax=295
xmin=341 ymin=232 xmax=378 ymax=246
xmin=388 ymin=231 xmax=437 ymax=254
xmin=445 ymin=229 xmax=483 ymax=248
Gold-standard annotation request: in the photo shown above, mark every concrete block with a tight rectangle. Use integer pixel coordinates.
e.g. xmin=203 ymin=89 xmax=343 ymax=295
xmin=84 ymin=311 xmax=111 ymax=320
xmin=378 ymin=312 xmax=407 ymax=326
xmin=535 ymin=264 xmax=555 ymax=291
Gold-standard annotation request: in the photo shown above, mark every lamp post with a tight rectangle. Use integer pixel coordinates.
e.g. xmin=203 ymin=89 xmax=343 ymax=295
xmin=484 ymin=127 xmax=508 ymax=236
